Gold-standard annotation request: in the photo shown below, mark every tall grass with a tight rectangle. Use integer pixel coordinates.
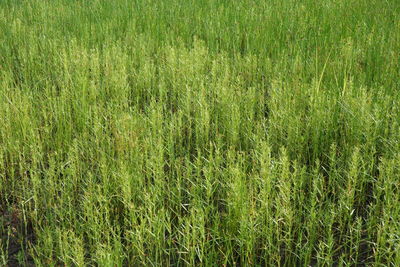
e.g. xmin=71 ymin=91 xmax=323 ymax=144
xmin=0 ymin=0 xmax=399 ymax=265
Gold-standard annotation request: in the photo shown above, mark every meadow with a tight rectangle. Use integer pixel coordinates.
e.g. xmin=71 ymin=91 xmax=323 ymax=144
xmin=0 ymin=0 xmax=399 ymax=265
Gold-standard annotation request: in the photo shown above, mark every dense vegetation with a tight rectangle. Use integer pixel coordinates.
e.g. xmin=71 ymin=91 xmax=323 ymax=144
xmin=1 ymin=0 xmax=399 ymax=265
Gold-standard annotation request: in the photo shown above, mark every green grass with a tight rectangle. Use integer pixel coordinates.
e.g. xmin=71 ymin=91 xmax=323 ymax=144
xmin=0 ymin=0 xmax=399 ymax=265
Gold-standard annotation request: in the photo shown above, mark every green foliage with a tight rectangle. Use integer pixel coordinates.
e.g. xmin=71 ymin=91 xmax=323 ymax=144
xmin=0 ymin=0 xmax=399 ymax=265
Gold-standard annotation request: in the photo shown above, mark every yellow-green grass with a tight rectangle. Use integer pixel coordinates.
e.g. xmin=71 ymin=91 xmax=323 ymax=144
xmin=0 ymin=0 xmax=399 ymax=265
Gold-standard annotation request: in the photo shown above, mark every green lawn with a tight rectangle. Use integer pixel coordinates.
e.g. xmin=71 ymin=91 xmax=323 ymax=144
xmin=0 ymin=0 xmax=399 ymax=265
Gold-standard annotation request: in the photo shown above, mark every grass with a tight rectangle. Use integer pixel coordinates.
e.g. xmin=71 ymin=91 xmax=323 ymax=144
xmin=0 ymin=0 xmax=399 ymax=265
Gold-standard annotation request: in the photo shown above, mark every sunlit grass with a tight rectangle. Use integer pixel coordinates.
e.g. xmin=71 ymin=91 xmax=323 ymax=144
xmin=0 ymin=0 xmax=399 ymax=265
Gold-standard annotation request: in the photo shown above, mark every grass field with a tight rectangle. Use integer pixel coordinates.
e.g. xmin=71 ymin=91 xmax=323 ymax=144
xmin=0 ymin=0 xmax=399 ymax=265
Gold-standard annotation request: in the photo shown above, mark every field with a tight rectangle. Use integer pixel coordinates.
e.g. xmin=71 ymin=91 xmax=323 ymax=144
xmin=0 ymin=0 xmax=399 ymax=265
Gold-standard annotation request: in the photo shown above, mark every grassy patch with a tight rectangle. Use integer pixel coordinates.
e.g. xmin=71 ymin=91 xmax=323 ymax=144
xmin=0 ymin=0 xmax=399 ymax=265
